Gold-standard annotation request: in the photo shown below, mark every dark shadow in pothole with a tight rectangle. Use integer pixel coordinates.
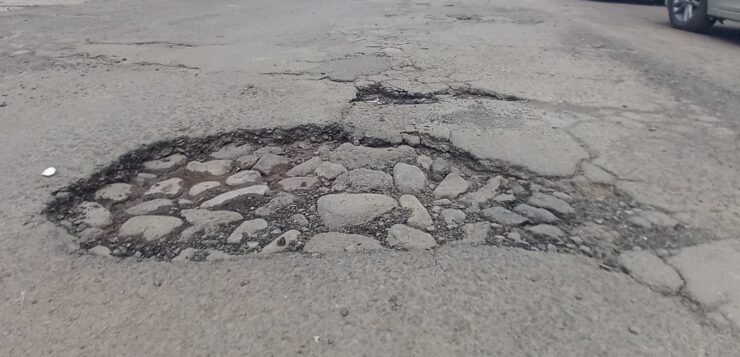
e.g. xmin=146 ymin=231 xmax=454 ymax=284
xmin=351 ymin=82 xmax=525 ymax=105
xmin=44 ymin=123 xmax=705 ymax=263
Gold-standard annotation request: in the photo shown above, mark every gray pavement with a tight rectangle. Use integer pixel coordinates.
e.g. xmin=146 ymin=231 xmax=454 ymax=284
xmin=0 ymin=0 xmax=738 ymax=355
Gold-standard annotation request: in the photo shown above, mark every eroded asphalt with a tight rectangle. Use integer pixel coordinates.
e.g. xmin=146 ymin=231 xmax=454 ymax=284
xmin=0 ymin=0 xmax=739 ymax=355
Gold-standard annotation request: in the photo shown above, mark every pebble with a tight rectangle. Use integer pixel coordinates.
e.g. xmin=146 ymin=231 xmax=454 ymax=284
xmin=172 ymin=248 xmax=196 ymax=262
xmin=304 ymin=232 xmax=384 ymax=253
xmin=181 ymin=209 xmax=243 ymax=227
xmin=42 ymin=167 xmax=56 ymax=177
xmin=331 ymin=168 xmax=394 ymax=192
xmin=278 ymin=176 xmax=320 ymax=191
xmin=133 ymin=173 xmax=158 ymax=186
xmin=252 ymin=153 xmax=290 ymax=175
xmin=227 ymin=219 xmax=269 ymax=244
xmin=430 ymin=157 xmax=452 ymax=181
xmin=317 ymin=193 xmax=398 ymax=229
xmin=225 ymin=170 xmax=262 ymax=186
xmin=399 ymin=195 xmax=434 ymax=230
xmin=289 ymin=214 xmax=309 ymax=226
xmin=513 ymin=204 xmax=559 ymax=224
xmin=200 ymin=185 xmax=270 ymax=208
xmin=144 ymin=178 xmax=185 ymax=199
xmin=460 ymin=176 xmax=503 ymax=208
xmin=188 ymin=181 xmax=221 ymax=197
xmin=78 ymin=227 xmax=104 ymax=242
xmin=386 ymin=224 xmax=437 ymax=250
xmin=95 ymin=183 xmax=134 ymax=203
xmin=579 ymin=245 xmax=592 ymax=254
xmin=186 ymin=160 xmax=233 ymax=176
xmin=255 ymin=192 xmax=296 ymax=216
xmin=525 ymin=224 xmax=565 ymax=239
xmin=416 ymin=155 xmax=433 ymax=170
xmin=235 ymin=153 xmax=260 ymax=169
xmin=125 ymin=198 xmax=174 ymax=216
xmin=493 ymin=194 xmax=516 ymax=203
xmin=440 ymin=208 xmax=466 ymax=226
xmin=143 ymin=154 xmax=187 ymax=172
xmin=527 ymin=193 xmax=575 ymax=215
xmin=340 ymin=307 xmax=350 ymax=317
xmin=569 ymin=236 xmax=584 ymax=245
xmin=481 ymin=207 xmax=528 ymax=226
xmin=119 ymin=216 xmax=184 ymax=241
xmin=433 ymin=172 xmax=469 ymax=199
xmin=88 ymin=245 xmax=111 ymax=257
xmin=286 ymin=156 xmax=322 ymax=177
xmin=314 ymin=162 xmax=348 ymax=180
xmin=260 ymin=230 xmax=301 ymax=254
xmin=75 ymin=202 xmax=113 ymax=228
xmin=393 ymin=163 xmax=427 ymax=194
xmin=401 ymin=133 xmax=420 ymax=146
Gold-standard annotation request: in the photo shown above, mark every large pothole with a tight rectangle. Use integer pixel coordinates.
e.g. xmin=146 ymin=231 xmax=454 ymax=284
xmin=45 ymin=125 xmax=691 ymax=263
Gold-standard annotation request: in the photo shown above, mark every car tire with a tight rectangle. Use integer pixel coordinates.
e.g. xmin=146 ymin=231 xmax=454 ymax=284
xmin=667 ymin=0 xmax=715 ymax=32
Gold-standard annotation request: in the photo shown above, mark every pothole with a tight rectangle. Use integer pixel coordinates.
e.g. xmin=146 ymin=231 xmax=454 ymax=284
xmin=351 ymin=81 xmax=525 ymax=105
xmin=46 ymin=125 xmax=692 ymax=263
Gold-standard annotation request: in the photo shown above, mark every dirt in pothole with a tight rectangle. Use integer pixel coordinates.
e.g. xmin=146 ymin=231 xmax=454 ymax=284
xmin=44 ymin=124 xmax=707 ymax=263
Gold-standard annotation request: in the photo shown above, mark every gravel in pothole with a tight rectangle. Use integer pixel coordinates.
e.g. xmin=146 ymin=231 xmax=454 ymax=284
xmin=46 ymin=127 xmax=691 ymax=263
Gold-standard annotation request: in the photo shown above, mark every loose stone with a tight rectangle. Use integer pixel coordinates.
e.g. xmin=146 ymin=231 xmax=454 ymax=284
xmin=143 ymin=154 xmax=187 ymax=172
xmin=527 ymin=193 xmax=575 ymax=215
xmin=119 ymin=216 xmax=184 ymax=241
xmin=441 ymin=208 xmax=466 ymax=226
xmin=133 ymin=173 xmax=158 ymax=186
xmin=95 ymin=183 xmax=133 ymax=203
xmin=211 ymin=143 xmax=253 ymax=160
xmin=314 ymin=162 xmax=348 ymax=180
xmin=393 ymin=163 xmax=427 ymax=194
xmin=260 ymin=230 xmax=301 ymax=255
xmin=200 ymin=185 xmax=270 ymax=208
xmin=89 ymin=245 xmax=111 ymax=257
xmin=399 ymin=194 xmax=434 ymax=229
xmin=481 ymin=207 xmax=528 ymax=226
xmin=75 ymin=201 xmax=113 ymax=228
xmin=172 ymin=248 xmax=196 ymax=262
xmin=278 ymin=176 xmax=320 ymax=191
xmin=227 ymin=219 xmax=269 ymax=244
xmin=188 ymin=181 xmax=221 ymax=197
xmin=79 ymin=227 xmax=105 ymax=242
xmin=430 ymin=158 xmax=452 ymax=181
xmin=235 ymin=154 xmax=260 ymax=169
xmin=386 ymin=224 xmax=437 ymax=250
xmin=317 ymin=193 xmax=398 ymax=229
xmin=525 ymin=224 xmax=565 ymax=239
xmin=329 ymin=143 xmax=417 ymax=170
xmin=255 ymin=192 xmax=296 ymax=216
xmin=252 ymin=153 xmax=290 ymax=175
xmin=493 ymin=194 xmax=516 ymax=203
xmin=433 ymin=172 xmax=469 ymax=199
xmin=286 ymin=156 xmax=322 ymax=177
xmin=416 ymin=155 xmax=433 ymax=170
xmin=225 ymin=170 xmax=261 ymax=186
xmin=289 ymin=214 xmax=309 ymax=226
xmin=125 ymin=198 xmax=174 ymax=216
xmin=513 ymin=204 xmax=559 ymax=224
xmin=637 ymin=210 xmax=678 ymax=228
xmin=331 ymin=168 xmax=393 ymax=192
xmin=460 ymin=176 xmax=503 ymax=208
xmin=186 ymin=160 xmax=233 ymax=176
xmin=181 ymin=209 xmax=243 ymax=227
xmin=401 ymin=133 xmax=421 ymax=146
xmin=304 ymin=232 xmax=384 ymax=253
xmin=144 ymin=178 xmax=185 ymax=199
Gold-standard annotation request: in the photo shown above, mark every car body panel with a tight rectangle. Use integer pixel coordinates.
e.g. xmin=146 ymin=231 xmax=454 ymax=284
xmin=709 ymin=0 xmax=740 ymax=21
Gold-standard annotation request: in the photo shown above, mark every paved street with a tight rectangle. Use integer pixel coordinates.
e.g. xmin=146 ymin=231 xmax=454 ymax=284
xmin=1 ymin=0 xmax=738 ymax=355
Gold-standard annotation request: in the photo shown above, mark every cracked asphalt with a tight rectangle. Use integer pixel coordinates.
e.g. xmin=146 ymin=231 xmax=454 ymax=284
xmin=1 ymin=0 xmax=739 ymax=355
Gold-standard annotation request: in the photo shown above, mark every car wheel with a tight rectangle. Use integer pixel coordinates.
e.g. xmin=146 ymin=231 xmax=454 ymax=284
xmin=667 ymin=0 xmax=715 ymax=32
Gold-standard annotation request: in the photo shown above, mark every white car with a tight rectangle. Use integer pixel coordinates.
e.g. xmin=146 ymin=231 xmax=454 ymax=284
xmin=667 ymin=0 xmax=740 ymax=31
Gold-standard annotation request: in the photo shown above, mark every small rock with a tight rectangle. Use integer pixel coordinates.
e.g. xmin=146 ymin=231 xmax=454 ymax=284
xmin=133 ymin=173 xmax=158 ymax=186
xmin=579 ymin=245 xmax=592 ymax=254
xmin=329 ymin=143 xmax=417 ymax=170
xmin=200 ymin=185 xmax=270 ymax=208
xmin=416 ymin=155 xmax=433 ymax=170
xmin=211 ymin=143 xmax=253 ymax=160
xmin=440 ymin=208 xmax=466 ymax=226
xmin=188 ymin=181 xmax=222 ymax=197
xmin=186 ymin=160 xmax=233 ymax=176
xmin=628 ymin=326 xmax=641 ymax=335
xmin=430 ymin=158 xmax=452 ymax=181
xmin=460 ymin=176 xmax=503 ymax=208
xmin=654 ymin=248 xmax=669 ymax=257
xmin=290 ymin=214 xmax=309 ymax=226
xmin=401 ymin=133 xmax=421 ymax=146
xmin=513 ymin=204 xmax=559 ymax=224
xmin=181 ymin=209 xmax=243 ymax=227
xmin=235 ymin=154 xmax=260 ymax=169
xmin=569 ymin=236 xmax=584 ymax=245
xmin=393 ymin=163 xmax=427 ymax=194
xmin=78 ymin=227 xmax=105 ymax=242
xmin=493 ymin=194 xmax=516 ymax=203
xmin=143 ymin=154 xmax=187 ymax=172
xmin=399 ymin=195 xmax=434 ymax=230
xmin=527 ymin=193 xmax=575 ymax=215
xmin=481 ymin=207 xmax=528 ymax=226
xmin=433 ymin=172 xmax=469 ymax=199
xmin=386 ymin=224 xmax=437 ymax=250
xmin=125 ymin=199 xmax=174 ymax=216
xmin=278 ymin=176 xmax=320 ymax=191
xmin=286 ymin=156 xmax=322 ymax=177
xmin=94 ymin=183 xmax=133 ymax=203
xmin=252 ymin=153 xmax=290 ymax=175
xmin=511 ymin=183 xmax=528 ymax=196
xmin=75 ymin=201 xmax=112 ymax=228
xmin=119 ymin=216 xmax=184 ymax=241
xmin=525 ymin=224 xmax=565 ymax=239
xmin=227 ymin=219 xmax=269 ymax=244
xmin=172 ymin=248 xmax=196 ymax=262
xmin=314 ymin=162 xmax=348 ymax=180
xmin=255 ymin=192 xmax=296 ymax=216
xmin=42 ymin=167 xmax=56 ymax=177
xmin=639 ymin=210 xmax=678 ymax=228
xmin=260 ymin=230 xmax=301 ymax=254
xmin=618 ymin=250 xmax=683 ymax=294
xmin=246 ymin=241 xmax=260 ymax=249
xmin=304 ymin=232 xmax=384 ymax=253
xmin=225 ymin=170 xmax=261 ymax=186
xmin=144 ymin=178 xmax=185 ymax=199
xmin=552 ymin=191 xmax=573 ymax=202
xmin=340 ymin=307 xmax=350 ymax=317
xmin=331 ymin=168 xmax=393 ymax=192
xmin=89 ymin=245 xmax=111 ymax=257
xmin=317 ymin=194 xmax=398 ymax=229
xmin=628 ymin=215 xmax=653 ymax=229
xmin=460 ymin=222 xmax=491 ymax=244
